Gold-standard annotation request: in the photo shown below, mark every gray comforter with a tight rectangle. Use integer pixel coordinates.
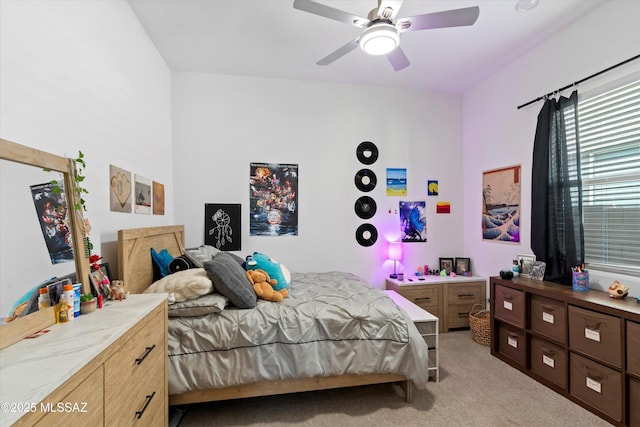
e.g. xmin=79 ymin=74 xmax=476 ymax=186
xmin=167 ymin=272 xmax=430 ymax=395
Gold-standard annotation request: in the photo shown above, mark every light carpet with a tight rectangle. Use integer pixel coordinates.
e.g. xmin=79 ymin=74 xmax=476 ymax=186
xmin=172 ymin=330 xmax=611 ymax=426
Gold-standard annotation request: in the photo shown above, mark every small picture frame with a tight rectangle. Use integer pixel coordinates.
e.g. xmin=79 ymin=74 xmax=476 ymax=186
xmin=517 ymin=254 xmax=536 ymax=277
xmin=455 ymin=258 xmax=471 ymax=275
xmin=90 ymin=263 xmax=112 ymax=298
xmin=530 ymin=261 xmax=546 ymax=281
xmin=439 ymin=257 xmax=454 ymax=274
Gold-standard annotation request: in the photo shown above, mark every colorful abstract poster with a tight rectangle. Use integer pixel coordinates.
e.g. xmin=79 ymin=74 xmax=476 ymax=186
xmin=30 ymin=182 xmax=74 ymax=264
xmin=399 ymin=201 xmax=426 ymax=242
xmin=205 ymin=204 xmax=241 ymax=250
xmin=249 ymin=163 xmax=298 ymax=236
xmin=386 ymin=168 xmax=407 ymax=196
xmin=482 ymin=165 xmax=521 ymax=243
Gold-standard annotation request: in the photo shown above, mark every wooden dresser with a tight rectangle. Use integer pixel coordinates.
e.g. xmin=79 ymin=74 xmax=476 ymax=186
xmin=386 ymin=276 xmax=486 ymax=333
xmin=490 ymin=276 xmax=640 ymax=427
xmin=0 ymin=294 xmax=168 ymax=427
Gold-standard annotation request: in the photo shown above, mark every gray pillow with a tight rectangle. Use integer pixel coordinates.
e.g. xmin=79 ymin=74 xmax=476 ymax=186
xmin=183 ymin=245 xmax=221 ymax=268
xmin=203 ymin=253 xmax=257 ymax=309
xmin=168 ymin=293 xmax=228 ymax=317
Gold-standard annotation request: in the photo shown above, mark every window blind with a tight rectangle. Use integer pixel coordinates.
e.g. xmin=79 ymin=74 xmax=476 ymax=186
xmin=578 ymin=80 xmax=640 ymax=276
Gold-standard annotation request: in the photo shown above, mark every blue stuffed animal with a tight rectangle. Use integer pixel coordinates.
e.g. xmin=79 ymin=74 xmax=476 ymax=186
xmin=245 ymin=252 xmax=291 ymax=291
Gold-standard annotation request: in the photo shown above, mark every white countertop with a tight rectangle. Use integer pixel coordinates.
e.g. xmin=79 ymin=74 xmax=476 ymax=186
xmin=387 ymin=275 xmax=486 ymax=286
xmin=0 ymin=294 xmax=167 ymax=426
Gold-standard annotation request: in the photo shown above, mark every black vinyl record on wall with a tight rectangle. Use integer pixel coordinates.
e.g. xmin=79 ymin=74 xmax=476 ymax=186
xmin=354 ymin=169 xmax=377 ymax=192
xmin=356 ymin=141 xmax=379 ymax=165
xmin=355 ymin=223 xmax=378 ymax=247
xmin=354 ymin=196 xmax=377 ymax=219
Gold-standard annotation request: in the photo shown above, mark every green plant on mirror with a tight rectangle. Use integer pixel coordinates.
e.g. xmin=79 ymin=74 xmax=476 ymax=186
xmin=46 ymin=150 xmax=93 ymax=256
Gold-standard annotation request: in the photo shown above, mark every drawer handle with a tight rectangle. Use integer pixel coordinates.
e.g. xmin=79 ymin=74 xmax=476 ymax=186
xmin=414 ymin=297 xmax=431 ymax=302
xmin=541 ymin=305 xmax=555 ymax=311
xmin=580 ymin=316 xmax=603 ymax=330
xmin=135 ymin=344 xmax=156 ymax=365
xmin=458 ymin=311 xmax=470 ymax=317
xmin=503 ymin=295 xmax=514 ymax=301
xmin=457 ymin=294 xmax=475 ymax=298
xmin=135 ymin=391 xmax=156 ymax=419
xmin=541 ymin=347 xmax=556 ymax=357
xmin=584 ymin=366 xmax=606 ymax=382
xmin=507 ymin=331 xmax=519 ymax=338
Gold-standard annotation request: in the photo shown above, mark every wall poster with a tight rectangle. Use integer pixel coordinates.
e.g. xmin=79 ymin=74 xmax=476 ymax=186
xmin=399 ymin=200 xmax=427 ymax=242
xmin=482 ymin=165 xmax=521 ymax=243
xmin=249 ymin=163 xmax=298 ymax=236
xmin=386 ymin=168 xmax=407 ymax=196
xmin=134 ymin=174 xmax=151 ymax=215
xmin=30 ymin=182 xmax=74 ymax=264
xmin=109 ymin=164 xmax=132 ymax=213
xmin=205 ymin=203 xmax=241 ymax=250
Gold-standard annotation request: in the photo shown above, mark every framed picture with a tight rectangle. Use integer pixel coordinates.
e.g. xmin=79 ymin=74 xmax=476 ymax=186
xmin=439 ymin=257 xmax=454 ymax=274
xmin=90 ymin=263 xmax=112 ymax=298
xmin=517 ymin=254 xmax=536 ymax=277
xmin=482 ymin=165 xmax=521 ymax=243
xmin=530 ymin=261 xmax=546 ymax=281
xmin=455 ymin=258 xmax=471 ymax=275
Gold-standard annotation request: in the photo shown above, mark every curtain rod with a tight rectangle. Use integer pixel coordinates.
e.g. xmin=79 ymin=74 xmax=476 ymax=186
xmin=517 ymin=54 xmax=640 ymax=110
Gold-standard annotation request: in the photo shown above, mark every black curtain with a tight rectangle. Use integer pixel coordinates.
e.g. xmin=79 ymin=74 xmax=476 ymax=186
xmin=531 ymin=91 xmax=584 ymax=285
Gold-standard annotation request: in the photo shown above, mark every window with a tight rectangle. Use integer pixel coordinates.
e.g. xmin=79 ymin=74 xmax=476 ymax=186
xmin=577 ymin=80 xmax=640 ymax=276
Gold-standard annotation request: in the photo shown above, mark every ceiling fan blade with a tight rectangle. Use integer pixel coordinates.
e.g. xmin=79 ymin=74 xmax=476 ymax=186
xmin=386 ymin=47 xmax=410 ymax=71
xmin=293 ymin=0 xmax=369 ymax=28
xmin=317 ymin=38 xmax=359 ymax=66
xmin=398 ymin=6 xmax=480 ymax=32
xmin=377 ymin=0 xmax=404 ymax=19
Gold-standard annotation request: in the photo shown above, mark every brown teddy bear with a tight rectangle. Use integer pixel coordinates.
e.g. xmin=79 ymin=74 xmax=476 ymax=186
xmin=245 ymin=269 xmax=288 ymax=302
xmin=109 ymin=280 xmax=128 ymax=301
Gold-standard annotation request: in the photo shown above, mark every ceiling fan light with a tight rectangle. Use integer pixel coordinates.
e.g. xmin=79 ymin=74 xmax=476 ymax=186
xmin=359 ymin=23 xmax=399 ymax=56
xmin=515 ymin=0 xmax=539 ymax=12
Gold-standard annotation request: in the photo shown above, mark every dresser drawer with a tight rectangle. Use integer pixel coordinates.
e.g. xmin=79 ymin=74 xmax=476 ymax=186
xmin=627 ymin=321 xmax=640 ymax=377
xmin=403 ymin=287 xmax=439 ymax=309
xmin=530 ymin=336 xmax=566 ymax=389
xmin=447 ymin=284 xmax=483 ymax=304
xmin=447 ymin=303 xmax=476 ymax=329
xmin=494 ymin=285 xmax=525 ymax=328
xmin=568 ymin=305 xmax=621 ymax=368
xmin=630 ymin=377 xmax=640 ymax=427
xmin=569 ymin=353 xmax=622 ymax=422
xmin=498 ymin=322 xmax=526 ymax=367
xmin=34 ymin=366 xmax=104 ymax=426
xmin=105 ymin=311 xmax=165 ymax=425
xmin=530 ymin=295 xmax=566 ymax=343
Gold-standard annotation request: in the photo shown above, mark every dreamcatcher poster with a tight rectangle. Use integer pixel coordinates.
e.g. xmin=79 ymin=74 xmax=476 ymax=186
xmin=204 ymin=204 xmax=241 ymax=250
xmin=249 ymin=163 xmax=298 ymax=236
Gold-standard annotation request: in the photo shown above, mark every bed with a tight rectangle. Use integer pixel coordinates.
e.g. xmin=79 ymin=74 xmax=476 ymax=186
xmin=117 ymin=225 xmax=430 ymax=406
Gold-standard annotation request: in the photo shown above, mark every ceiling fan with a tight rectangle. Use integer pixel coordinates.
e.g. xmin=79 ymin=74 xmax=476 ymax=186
xmin=293 ymin=0 xmax=480 ymax=71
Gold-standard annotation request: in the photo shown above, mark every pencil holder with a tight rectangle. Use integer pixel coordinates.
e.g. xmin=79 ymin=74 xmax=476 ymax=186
xmin=572 ymin=271 xmax=589 ymax=292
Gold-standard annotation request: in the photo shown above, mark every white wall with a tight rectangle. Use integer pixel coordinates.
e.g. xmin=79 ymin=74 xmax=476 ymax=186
xmin=172 ymin=72 xmax=465 ymax=288
xmin=0 ymin=0 xmax=172 ymax=316
xmin=462 ymin=0 xmax=640 ymax=297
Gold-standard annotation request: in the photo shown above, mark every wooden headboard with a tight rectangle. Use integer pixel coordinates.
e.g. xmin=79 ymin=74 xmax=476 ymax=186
xmin=117 ymin=225 xmax=185 ymax=295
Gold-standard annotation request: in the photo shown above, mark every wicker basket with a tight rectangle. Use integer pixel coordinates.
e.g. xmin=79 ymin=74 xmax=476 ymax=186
xmin=469 ymin=303 xmax=491 ymax=346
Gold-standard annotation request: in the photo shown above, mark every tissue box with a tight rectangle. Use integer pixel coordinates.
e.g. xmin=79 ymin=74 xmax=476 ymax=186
xmin=572 ymin=272 xmax=589 ymax=292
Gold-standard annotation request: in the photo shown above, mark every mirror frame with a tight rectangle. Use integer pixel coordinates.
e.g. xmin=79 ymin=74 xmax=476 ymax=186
xmin=0 ymin=138 xmax=91 ymax=349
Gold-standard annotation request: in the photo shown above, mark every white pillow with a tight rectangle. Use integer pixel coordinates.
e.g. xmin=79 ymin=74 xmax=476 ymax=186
xmin=144 ymin=268 xmax=213 ymax=302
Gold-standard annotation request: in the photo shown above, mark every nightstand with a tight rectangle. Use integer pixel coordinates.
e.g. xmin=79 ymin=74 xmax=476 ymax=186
xmin=386 ymin=276 xmax=486 ymax=333
xmin=385 ymin=290 xmax=439 ymax=382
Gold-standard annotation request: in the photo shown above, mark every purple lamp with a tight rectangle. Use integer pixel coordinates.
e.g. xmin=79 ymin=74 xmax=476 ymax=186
xmin=388 ymin=241 xmax=403 ymax=279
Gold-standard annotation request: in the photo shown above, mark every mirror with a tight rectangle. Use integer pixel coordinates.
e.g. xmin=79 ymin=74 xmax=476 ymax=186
xmin=0 ymin=138 xmax=90 ymax=349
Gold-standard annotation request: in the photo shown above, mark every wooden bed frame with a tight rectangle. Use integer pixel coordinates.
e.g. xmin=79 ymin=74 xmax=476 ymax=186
xmin=117 ymin=225 xmax=413 ymax=405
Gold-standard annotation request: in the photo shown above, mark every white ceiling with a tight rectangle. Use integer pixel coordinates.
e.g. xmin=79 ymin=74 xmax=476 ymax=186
xmin=127 ymin=0 xmax=607 ymax=93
